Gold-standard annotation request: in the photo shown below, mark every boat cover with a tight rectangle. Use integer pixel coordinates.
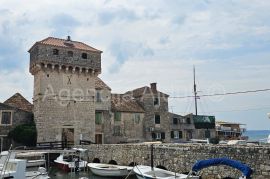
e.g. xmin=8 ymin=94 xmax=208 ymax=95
xmin=192 ymin=157 xmax=252 ymax=177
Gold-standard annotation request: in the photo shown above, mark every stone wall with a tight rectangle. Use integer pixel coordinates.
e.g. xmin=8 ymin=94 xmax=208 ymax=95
xmin=81 ymin=143 xmax=270 ymax=179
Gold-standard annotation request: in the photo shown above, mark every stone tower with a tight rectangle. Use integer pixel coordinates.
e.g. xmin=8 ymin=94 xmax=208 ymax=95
xmin=29 ymin=36 xmax=102 ymax=144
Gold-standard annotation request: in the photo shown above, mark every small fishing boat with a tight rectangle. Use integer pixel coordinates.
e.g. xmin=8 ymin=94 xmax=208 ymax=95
xmin=0 ymin=158 xmax=50 ymax=179
xmin=54 ymin=148 xmax=88 ymax=172
xmin=133 ymin=145 xmax=199 ymax=179
xmin=191 ymin=157 xmax=252 ymax=179
xmin=88 ymin=163 xmax=134 ymax=177
xmin=16 ymin=151 xmax=46 ymax=167
xmin=134 ymin=165 xmax=199 ymax=179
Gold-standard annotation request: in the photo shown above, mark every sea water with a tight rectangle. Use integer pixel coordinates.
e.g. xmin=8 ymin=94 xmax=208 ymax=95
xmin=244 ymin=130 xmax=270 ymax=141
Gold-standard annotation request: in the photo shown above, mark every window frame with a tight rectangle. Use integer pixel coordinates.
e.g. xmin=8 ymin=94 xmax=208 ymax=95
xmin=96 ymin=90 xmax=102 ymax=103
xmin=155 ymin=114 xmax=160 ymax=124
xmin=53 ymin=49 xmax=59 ymax=55
xmin=153 ymin=97 xmax=159 ymax=106
xmin=173 ymin=118 xmax=178 ymax=125
xmin=0 ymin=110 xmax=13 ymax=126
xmin=156 ymin=132 xmax=161 ymax=139
xmin=67 ymin=51 xmax=73 ymax=57
xmin=82 ymin=53 xmax=88 ymax=59
xmin=134 ymin=113 xmax=141 ymax=124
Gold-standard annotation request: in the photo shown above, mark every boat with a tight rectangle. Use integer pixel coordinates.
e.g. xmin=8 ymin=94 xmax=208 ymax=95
xmin=191 ymin=157 xmax=252 ymax=179
xmin=133 ymin=144 xmax=199 ymax=179
xmin=134 ymin=165 xmax=199 ymax=179
xmin=16 ymin=151 xmax=46 ymax=167
xmin=88 ymin=163 xmax=134 ymax=177
xmin=0 ymin=158 xmax=50 ymax=179
xmin=54 ymin=148 xmax=88 ymax=172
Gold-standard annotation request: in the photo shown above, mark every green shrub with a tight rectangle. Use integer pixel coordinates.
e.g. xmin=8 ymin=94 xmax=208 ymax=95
xmin=8 ymin=122 xmax=37 ymax=146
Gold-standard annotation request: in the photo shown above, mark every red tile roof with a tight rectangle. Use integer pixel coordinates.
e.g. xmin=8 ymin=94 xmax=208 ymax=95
xmin=29 ymin=37 xmax=102 ymax=53
xmin=4 ymin=93 xmax=33 ymax=112
xmin=111 ymin=94 xmax=144 ymax=113
xmin=95 ymin=77 xmax=111 ymax=90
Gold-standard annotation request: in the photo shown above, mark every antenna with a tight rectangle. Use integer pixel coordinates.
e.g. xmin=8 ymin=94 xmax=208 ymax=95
xmin=193 ymin=65 xmax=198 ymax=116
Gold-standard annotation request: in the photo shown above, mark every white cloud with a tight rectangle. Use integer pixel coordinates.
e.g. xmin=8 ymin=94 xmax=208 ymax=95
xmin=1 ymin=0 xmax=270 ymax=129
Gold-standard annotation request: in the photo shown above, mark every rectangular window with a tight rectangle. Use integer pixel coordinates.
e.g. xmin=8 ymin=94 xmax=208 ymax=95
xmin=95 ymin=112 xmax=102 ymax=125
xmin=134 ymin=113 xmax=140 ymax=124
xmin=113 ymin=126 xmax=121 ymax=136
xmin=96 ymin=91 xmax=101 ymax=102
xmin=174 ymin=131 xmax=179 ymax=139
xmin=156 ymin=133 xmax=161 ymax=139
xmin=153 ymin=97 xmax=159 ymax=106
xmin=155 ymin=115 xmax=160 ymax=124
xmin=186 ymin=118 xmax=191 ymax=124
xmin=173 ymin=118 xmax=178 ymax=125
xmin=114 ymin=112 xmax=121 ymax=121
xmin=179 ymin=131 xmax=183 ymax=139
xmin=1 ymin=112 xmax=12 ymax=125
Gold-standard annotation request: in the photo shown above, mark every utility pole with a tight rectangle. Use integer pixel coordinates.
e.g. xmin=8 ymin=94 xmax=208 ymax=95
xmin=193 ymin=65 xmax=198 ymax=116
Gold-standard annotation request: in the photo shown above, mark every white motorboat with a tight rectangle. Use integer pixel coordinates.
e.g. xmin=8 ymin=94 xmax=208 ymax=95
xmin=88 ymin=163 xmax=134 ymax=177
xmin=133 ymin=165 xmax=199 ymax=179
xmin=54 ymin=148 xmax=88 ymax=172
xmin=0 ymin=158 xmax=50 ymax=179
xmin=16 ymin=151 xmax=46 ymax=167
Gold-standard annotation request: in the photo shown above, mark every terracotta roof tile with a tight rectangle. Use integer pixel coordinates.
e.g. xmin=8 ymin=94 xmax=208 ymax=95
xmin=29 ymin=37 xmax=102 ymax=53
xmin=4 ymin=93 xmax=33 ymax=112
xmin=111 ymin=94 xmax=144 ymax=113
xmin=95 ymin=77 xmax=111 ymax=90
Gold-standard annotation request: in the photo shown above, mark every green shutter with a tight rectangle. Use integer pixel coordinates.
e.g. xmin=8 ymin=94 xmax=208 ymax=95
xmin=179 ymin=131 xmax=183 ymax=139
xmin=114 ymin=112 xmax=121 ymax=121
xmin=95 ymin=112 xmax=102 ymax=124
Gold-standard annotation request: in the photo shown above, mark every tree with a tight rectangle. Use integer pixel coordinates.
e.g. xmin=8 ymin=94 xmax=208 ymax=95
xmin=8 ymin=122 xmax=37 ymax=146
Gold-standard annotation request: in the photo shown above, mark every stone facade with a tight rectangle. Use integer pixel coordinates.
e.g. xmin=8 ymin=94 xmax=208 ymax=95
xmin=0 ymin=102 xmax=33 ymax=150
xmin=81 ymin=143 xmax=270 ymax=179
xmin=126 ymin=83 xmax=171 ymax=142
xmin=170 ymin=113 xmax=196 ymax=142
xmin=94 ymin=77 xmax=111 ymax=144
xmin=29 ymin=37 xmax=101 ymax=144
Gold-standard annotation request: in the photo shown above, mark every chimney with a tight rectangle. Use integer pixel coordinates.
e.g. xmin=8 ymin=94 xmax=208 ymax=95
xmin=150 ymin=83 xmax=157 ymax=92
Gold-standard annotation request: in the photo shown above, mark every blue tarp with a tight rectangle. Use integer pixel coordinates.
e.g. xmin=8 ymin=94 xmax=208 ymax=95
xmin=192 ymin=157 xmax=252 ymax=177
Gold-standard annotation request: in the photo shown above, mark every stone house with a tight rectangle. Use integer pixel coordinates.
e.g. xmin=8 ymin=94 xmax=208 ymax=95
xmin=125 ymin=83 xmax=171 ymax=142
xmin=94 ymin=77 xmax=111 ymax=144
xmin=185 ymin=114 xmax=216 ymax=139
xmin=0 ymin=93 xmax=33 ymax=151
xmin=170 ymin=113 xmax=196 ymax=142
xmin=29 ymin=36 xmax=101 ymax=144
xmin=110 ymin=94 xmax=145 ymax=144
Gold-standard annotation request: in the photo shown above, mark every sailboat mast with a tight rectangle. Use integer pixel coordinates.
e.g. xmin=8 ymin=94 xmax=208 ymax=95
xmin=193 ymin=66 xmax=198 ymax=116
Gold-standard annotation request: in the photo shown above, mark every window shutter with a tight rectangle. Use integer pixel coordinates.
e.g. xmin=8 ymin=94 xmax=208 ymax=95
xmin=179 ymin=131 xmax=183 ymax=139
xmin=152 ymin=133 xmax=156 ymax=139
xmin=161 ymin=132 xmax=165 ymax=139
xmin=171 ymin=131 xmax=174 ymax=138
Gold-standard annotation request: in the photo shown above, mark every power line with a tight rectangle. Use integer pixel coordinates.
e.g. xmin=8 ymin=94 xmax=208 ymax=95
xmin=169 ymin=88 xmax=270 ymax=99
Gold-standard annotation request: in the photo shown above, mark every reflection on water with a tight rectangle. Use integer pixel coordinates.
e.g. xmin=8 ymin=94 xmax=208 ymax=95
xmin=48 ymin=167 xmax=137 ymax=179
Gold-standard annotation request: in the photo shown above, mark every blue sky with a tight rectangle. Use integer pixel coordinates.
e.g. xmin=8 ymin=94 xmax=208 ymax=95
xmin=0 ymin=0 xmax=270 ymax=130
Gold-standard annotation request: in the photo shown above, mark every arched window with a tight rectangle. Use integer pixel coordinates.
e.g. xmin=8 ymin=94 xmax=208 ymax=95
xmin=82 ymin=53 xmax=87 ymax=59
xmin=53 ymin=49 xmax=59 ymax=55
xmin=68 ymin=51 xmax=73 ymax=57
